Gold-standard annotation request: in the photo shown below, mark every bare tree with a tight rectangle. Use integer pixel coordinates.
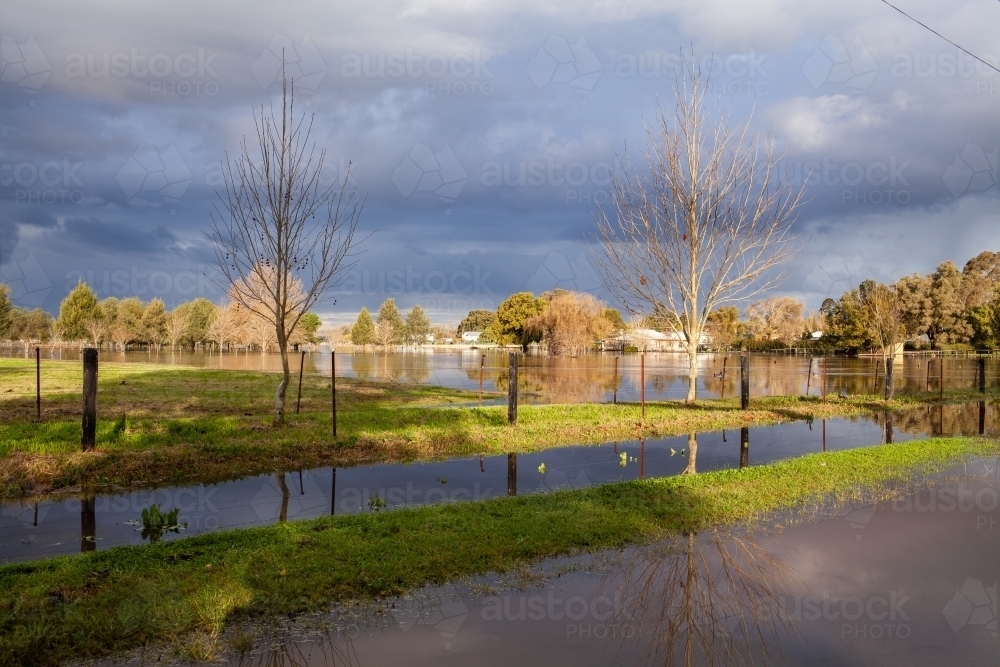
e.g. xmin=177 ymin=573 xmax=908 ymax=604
xmin=526 ymin=291 xmax=612 ymax=356
xmin=600 ymin=531 xmax=793 ymax=667
xmin=373 ymin=319 xmax=398 ymax=350
xmin=746 ymin=296 xmax=805 ymax=345
xmin=593 ymin=54 xmax=804 ymax=403
xmin=206 ymin=303 xmax=238 ymax=353
xmin=860 ymin=282 xmax=903 ymax=400
xmin=166 ymin=309 xmax=189 ymax=350
xmin=83 ymin=318 xmax=107 ymax=350
xmin=210 ymin=68 xmax=365 ymax=424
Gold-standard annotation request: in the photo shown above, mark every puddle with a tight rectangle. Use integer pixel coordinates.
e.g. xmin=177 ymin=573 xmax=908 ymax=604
xmin=86 ymin=458 xmax=1000 ymax=667
xmin=3 ymin=401 xmax=997 ymax=564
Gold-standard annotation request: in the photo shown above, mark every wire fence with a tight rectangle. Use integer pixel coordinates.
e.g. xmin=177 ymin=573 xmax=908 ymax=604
xmin=1 ymin=345 xmax=997 ymax=423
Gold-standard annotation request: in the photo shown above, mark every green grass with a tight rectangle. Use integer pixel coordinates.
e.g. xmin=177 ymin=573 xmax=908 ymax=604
xmin=1 ymin=358 xmax=994 ymax=500
xmin=1 ymin=435 xmax=997 ymax=665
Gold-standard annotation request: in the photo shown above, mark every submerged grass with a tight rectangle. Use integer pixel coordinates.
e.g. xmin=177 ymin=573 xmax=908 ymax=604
xmin=0 ymin=358 xmax=993 ymax=499
xmin=1 ymin=436 xmax=997 ymax=666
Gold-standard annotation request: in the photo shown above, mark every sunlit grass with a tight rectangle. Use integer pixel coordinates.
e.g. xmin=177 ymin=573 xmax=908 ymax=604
xmin=1 ymin=358 xmax=994 ymax=499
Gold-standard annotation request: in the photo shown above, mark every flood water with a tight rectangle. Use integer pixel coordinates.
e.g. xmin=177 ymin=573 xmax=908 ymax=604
xmin=95 ymin=459 xmax=1000 ymax=667
xmin=2 ymin=344 xmax=996 ymax=404
xmin=3 ymin=401 xmax=996 ymax=565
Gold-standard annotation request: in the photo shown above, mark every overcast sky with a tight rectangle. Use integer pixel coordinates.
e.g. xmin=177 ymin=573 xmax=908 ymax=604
xmin=1 ymin=0 xmax=998 ymax=325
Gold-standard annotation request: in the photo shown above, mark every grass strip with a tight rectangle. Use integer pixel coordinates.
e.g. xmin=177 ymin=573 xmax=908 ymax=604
xmin=1 ymin=359 xmax=993 ymax=499
xmin=1 ymin=435 xmax=997 ymax=665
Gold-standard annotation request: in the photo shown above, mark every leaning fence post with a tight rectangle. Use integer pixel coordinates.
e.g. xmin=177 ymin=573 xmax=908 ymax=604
xmin=507 ymin=353 xmax=518 ymax=425
xmin=806 ymin=356 xmax=812 ymax=397
xmin=82 ymin=348 xmax=98 ymax=450
xmin=740 ymin=352 xmax=750 ymax=410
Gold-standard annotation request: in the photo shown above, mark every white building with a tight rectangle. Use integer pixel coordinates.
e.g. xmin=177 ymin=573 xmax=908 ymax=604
xmin=603 ymin=328 xmax=709 ymax=352
xmin=461 ymin=331 xmax=482 ymax=343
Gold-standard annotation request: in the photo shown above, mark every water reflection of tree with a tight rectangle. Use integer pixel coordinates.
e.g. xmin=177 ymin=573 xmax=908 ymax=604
xmin=599 ymin=531 xmax=793 ymax=667
xmin=350 ymin=352 xmax=431 ymax=384
xmin=231 ymin=626 xmax=359 ymax=667
xmin=892 ymin=401 xmax=998 ymax=438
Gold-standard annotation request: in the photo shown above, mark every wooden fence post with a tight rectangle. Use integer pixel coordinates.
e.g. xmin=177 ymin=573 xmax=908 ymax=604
xmin=978 ymin=357 xmax=986 ymax=393
xmin=35 ymin=346 xmax=41 ymax=420
xmin=640 ymin=353 xmax=645 ymax=419
xmin=806 ymin=357 xmax=812 ymax=397
xmin=939 ymin=356 xmax=944 ymax=399
xmin=721 ymin=356 xmax=727 ymax=400
xmin=821 ymin=357 xmax=827 ymax=402
xmin=507 ymin=353 xmax=518 ymax=425
xmin=331 ymin=351 xmax=337 ymax=437
xmin=740 ymin=352 xmax=750 ymax=410
xmin=295 ymin=351 xmax=306 ymax=414
xmin=613 ymin=356 xmax=618 ymax=404
xmin=507 ymin=453 xmax=517 ymax=496
xmin=82 ymin=348 xmax=98 ymax=450
xmin=740 ymin=426 xmax=749 ymax=469
xmin=884 ymin=358 xmax=894 ymax=400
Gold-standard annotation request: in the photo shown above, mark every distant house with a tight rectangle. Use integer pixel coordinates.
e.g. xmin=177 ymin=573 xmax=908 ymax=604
xmin=461 ymin=331 xmax=482 ymax=343
xmin=603 ymin=328 xmax=709 ymax=352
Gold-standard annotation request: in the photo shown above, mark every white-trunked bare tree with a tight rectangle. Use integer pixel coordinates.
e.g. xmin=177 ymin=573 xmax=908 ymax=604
xmin=210 ymin=72 xmax=364 ymax=425
xmin=593 ymin=55 xmax=804 ymax=404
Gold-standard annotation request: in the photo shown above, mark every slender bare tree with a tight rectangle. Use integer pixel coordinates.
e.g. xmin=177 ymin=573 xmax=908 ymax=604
xmin=210 ymin=68 xmax=365 ymax=424
xmin=860 ymin=281 xmax=903 ymax=400
xmin=592 ymin=53 xmax=805 ymax=403
xmin=166 ymin=309 xmax=189 ymax=350
xmin=83 ymin=317 xmax=107 ymax=350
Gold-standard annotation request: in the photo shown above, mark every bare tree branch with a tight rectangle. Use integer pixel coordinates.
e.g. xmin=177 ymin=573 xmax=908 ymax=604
xmin=208 ymin=63 xmax=366 ymax=424
xmin=591 ymin=51 xmax=805 ymax=404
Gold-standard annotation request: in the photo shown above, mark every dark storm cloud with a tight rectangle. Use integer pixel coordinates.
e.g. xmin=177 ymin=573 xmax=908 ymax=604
xmin=1 ymin=0 xmax=997 ymax=319
xmin=61 ymin=217 xmax=179 ymax=253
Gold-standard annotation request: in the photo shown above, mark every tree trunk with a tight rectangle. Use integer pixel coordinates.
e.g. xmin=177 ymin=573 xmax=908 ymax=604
xmin=683 ymin=432 xmax=697 ymax=474
xmin=685 ymin=345 xmax=698 ymax=404
xmin=274 ymin=341 xmax=290 ymax=425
